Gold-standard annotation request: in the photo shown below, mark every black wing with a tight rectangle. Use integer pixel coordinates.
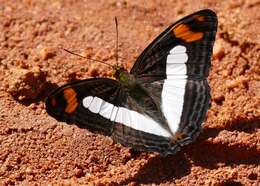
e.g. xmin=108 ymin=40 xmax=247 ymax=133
xmin=45 ymin=78 xmax=125 ymax=136
xmin=46 ymin=78 xmax=181 ymax=155
xmin=130 ymin=9 xmax=217 ymax=82
xmin=124 ymin=9 xmax=218 ymax=153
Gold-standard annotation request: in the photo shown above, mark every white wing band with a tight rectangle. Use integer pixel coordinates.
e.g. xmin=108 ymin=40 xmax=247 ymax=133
xmin=82 ymin=96 xmax=171 ymax=137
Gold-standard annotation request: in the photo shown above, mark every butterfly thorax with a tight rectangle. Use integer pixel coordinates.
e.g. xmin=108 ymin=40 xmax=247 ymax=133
xmin=113 ymin=66 xmax=136 ymax=88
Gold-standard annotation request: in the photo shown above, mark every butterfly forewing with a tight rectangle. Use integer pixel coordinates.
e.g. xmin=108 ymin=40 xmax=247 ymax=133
xmin=131 ymin=9 xmax=217 ymax=80
xmin=46 ymin=78 xmax=126 ymax=135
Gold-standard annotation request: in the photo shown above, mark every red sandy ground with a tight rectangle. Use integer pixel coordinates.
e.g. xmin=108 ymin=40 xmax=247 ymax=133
xmin=0 ymin=0 xmax=259 ymax=185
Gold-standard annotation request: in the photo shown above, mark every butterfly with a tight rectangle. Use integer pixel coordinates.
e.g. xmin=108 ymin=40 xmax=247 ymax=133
xmin=45 ymin=9 xmax=217 ymax=156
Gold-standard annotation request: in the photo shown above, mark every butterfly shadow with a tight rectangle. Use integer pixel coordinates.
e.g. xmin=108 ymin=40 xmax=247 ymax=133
xmin=187 ymin=118 xmax=260 ymax=169
xmin=119 ymin=151 xmax=192 ymax=185
xmin=17 ymin=82 xmax=59 ymax=106
xmin=119 ymin=118 xmax=259 ymax=185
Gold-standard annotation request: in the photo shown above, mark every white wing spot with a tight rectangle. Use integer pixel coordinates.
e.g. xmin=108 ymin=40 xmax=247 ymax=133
xmin=169 ymin=45 xmax=186 ymax=54
xmin=88 ymin=97 xmax=103 ymax=113
xmin=110 ymin=106 xmax=119 ymax=121
xmin=99 ymin=101 xmax=114 ymax=119
xmin=166 ymin=63 xmax=187 ymax=75
xmin=82 ymin=96 xmax=93 ymax=108
xmin=167 ymin=53 xmax=188 ymax=64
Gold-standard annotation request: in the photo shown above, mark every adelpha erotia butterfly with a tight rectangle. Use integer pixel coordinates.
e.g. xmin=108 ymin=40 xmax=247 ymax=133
xmin=45 ymin=9 xmax=217 ymax=155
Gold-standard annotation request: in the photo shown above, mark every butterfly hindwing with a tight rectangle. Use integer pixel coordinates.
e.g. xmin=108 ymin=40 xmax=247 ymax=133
xmin=112 ymin=81 xmax=182 ymax=155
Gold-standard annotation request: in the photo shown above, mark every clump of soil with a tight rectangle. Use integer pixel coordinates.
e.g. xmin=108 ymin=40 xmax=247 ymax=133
xmin=5 ymin=66 xmax=48 ymax=100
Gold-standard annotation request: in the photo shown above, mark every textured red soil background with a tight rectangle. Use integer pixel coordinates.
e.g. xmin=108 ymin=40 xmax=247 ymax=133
xmin=0 ymin=0 xmax=259 ymax=185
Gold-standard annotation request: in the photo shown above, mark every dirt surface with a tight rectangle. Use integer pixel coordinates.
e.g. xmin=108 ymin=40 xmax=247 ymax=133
xmin=0 ymin=0 xmax=259 ymax=185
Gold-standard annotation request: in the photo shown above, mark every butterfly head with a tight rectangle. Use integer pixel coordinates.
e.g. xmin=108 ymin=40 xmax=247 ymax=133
xmin=112 ymin=65 xmax=134 ymax=86
xmin=112 ymin=65 xmax=126 ymax=79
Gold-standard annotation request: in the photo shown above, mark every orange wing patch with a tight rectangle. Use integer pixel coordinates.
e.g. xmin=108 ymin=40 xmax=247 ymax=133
xmin=171 ymin=132 xmax=186 ymax=144
xmin=173 ymin=24 xmax=203 ymax=42
xmin=63 ymin=87 xmax=78 ymax=113
xmin=193 ymin=15 xmax=205 ymax=22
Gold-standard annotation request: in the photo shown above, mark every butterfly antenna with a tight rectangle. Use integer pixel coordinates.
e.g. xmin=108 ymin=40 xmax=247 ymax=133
xmin=115 ymin=17 xmax=119 ymax=66
xmin=61 ymin=48 xmax=113 ymax=68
